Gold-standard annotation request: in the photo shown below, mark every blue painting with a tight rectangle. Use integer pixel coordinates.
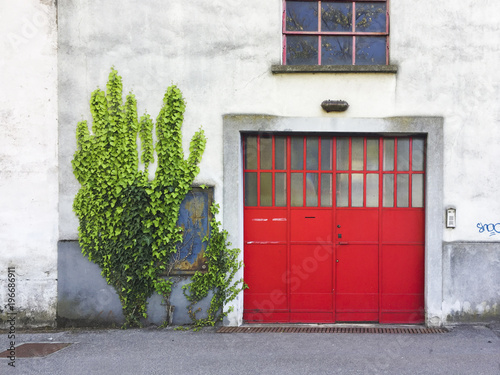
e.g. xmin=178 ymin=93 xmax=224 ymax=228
xmin=171 ymin=187 xmax=213 ymax=275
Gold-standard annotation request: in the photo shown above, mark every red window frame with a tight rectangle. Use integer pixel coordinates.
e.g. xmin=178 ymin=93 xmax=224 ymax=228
xmin=283 ymin=0 xmax=390 ymax=66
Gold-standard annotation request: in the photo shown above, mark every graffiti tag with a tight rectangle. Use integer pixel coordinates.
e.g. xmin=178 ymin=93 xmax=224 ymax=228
xmin=476 ymin=222 xmax=500 ymax=236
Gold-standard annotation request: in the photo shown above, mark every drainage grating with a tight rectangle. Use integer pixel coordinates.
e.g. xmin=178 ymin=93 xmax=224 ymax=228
xmin=217 ymin=326 xmax=448 ymax=334
xmin=0 ymin=343 xmax=72 ymax=358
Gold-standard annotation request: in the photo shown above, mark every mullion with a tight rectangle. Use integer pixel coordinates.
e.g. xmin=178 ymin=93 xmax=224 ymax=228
xmin=348 ymin=137 xmax=352 ymax=207
xmin=409 ymin=138 xmax=413 ymax=208
xmin=257 ymin=136 xmax=261 ymax=207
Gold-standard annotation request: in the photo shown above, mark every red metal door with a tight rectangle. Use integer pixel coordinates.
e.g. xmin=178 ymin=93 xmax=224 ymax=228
xmin=243 ymin=135 xmax=425 ymax=324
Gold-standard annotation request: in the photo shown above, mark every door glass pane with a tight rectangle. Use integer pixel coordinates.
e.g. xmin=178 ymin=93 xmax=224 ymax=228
xmin=306 ymin=137 xmax=319 ymax=170
xmin=245 ymin=172 xmax=257 ymax=206
xmin=366 ymin=174 xmax=379 ymax=207
xmin=306 ymin=173 xmax=318 ymax=207
xmin=412 ymin=174 xmax=424 ymax=208
xmin=397 ymin=174 xmax=409 ymax=207
xmin=383 ymin=139 xmax=394 ymax=171
xmin=383 ymin=174 xmax=394 ymax=207
xmin=275 ymin=136 xmax=287 ymax=170
xmin=366 ymin=139 xmax=379 ymax=171
xmin=260 ymin=136 xmax=272 ymax=170
xmin=244 ymin=136 xmax=257 ymax=170
xmin=352 ymin=173 xmax=364 ymax=207
xmin=275 ymin=172 xmax=287 ymax=207
xmin=352 ymin=138 xmax=364 ymax=171
xmin=291 ymin=173 xmax=303 ymax=207
xmin=336 ymin=173 xmax=349 ymax=207
xmin=321 ymin=138 xmax=332 ymax=170
xmin=412 ymin=138 xmax=425 ymax=171
xmin=260 ymin=173 xmax=272 ymax=206
xmin=397 ymin=138 xmax=410 ymax=171
xmin=291 ymin=137 xmax=304 ymax=170
xmin=336 ymin=137 xmax=349 ymax=170
xmin=321 ymin=174 xmax=332 ymax=207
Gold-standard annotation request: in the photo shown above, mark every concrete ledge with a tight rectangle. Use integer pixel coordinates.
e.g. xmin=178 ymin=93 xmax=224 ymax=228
xmin=271 ymin=65 xmax=398 ymax=74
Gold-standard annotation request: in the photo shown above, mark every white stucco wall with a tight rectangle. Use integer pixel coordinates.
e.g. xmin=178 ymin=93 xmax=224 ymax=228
xmin=54 ymin=0 xmax=500 ymax=326
xmin=58 ymin=0 xmax=500 ymax=242
xmin=0 ymin=0 xmax=58 ymax=327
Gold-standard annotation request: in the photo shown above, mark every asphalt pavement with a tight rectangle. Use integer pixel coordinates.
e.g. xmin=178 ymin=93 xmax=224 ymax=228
xmin=1 ymin=323 xmax=499 ymax=375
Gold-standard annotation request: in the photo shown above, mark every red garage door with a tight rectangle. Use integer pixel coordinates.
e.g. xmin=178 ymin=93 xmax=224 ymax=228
xmin=243 ymin=134 xmax=425 ymax=324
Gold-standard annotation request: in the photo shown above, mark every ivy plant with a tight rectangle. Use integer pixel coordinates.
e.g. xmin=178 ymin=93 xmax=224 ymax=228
xmin=72 ymin=68 xmax=206 ymax=327
xmin=182 ymin=203 xmax=248 ymax=330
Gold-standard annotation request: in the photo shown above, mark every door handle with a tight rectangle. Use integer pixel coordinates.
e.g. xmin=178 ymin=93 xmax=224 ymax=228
xmin=338 ymin=242 xmax=349 ymax=245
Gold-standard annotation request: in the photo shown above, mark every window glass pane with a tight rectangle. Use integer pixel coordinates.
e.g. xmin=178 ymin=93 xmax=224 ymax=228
xmin=336 ymin=173 xmax=349 ymax=207
xmin=355 ymin=36 xmax=387 ymax=65
xmin=321 ymin=138 xmax=332 ymax=170
xmin=366 ymin=139 xmax=379 ymax=171
xmin=366 ymin=174 xmax=379 ymax=207
xmin=352 ymin=173 xmax=364 ymax=207
xmin=275 ymin=172 xmax=287 ymax=207
xmin=383 ymin=174 xmax=394 ymax=207
xmin=336 ymin=137 xmax=349 ymax=170
xmin=245 ymin=172 xmax=257 ymax=206
xmin=412 ymin=138 xmax=425 ymax=171
xmin=383 ymin=138 xmax=394 ymax=171
xmin=397 ymin=174 xmax=409 ymax=207
xmin=306 ymin=173 xmax=319 ymax=207
xmin=260 ymin=136 xmax=272 ymax=170
xmin=260 ymin=173 xmax=272 ymax=206
xmin=321 ymin=173 xmax=332 ymax=207
xmin=286 ymin=1 xmax=318 ymax=31
xmin=322 ymin=36 xmax=353 ymax=65
xmin=351 ymin=138 xmax=364 ymax=171
xmin=355 ymin=3 xmax=386 ymax=32
xmin=321 ymin=2 xmax=352 ymax=31
xmin=286 ymin=36 xmax=319 ymax=65
xmin=291 ymin=173 xmax=303 ymax=206
xmin=244 ymin=136 xmax=257 ymax=170
xmin=275 ymin=136 xmax=287 ymax=170
xmin=306 ymin=137 xmax=319 ymax=170
xmin=397 ymin=138 xmax=410 ymax=171
xmin=412 ymin=174 xmax=424 ymax=208
xmin=291 ymin=137 xmax=304 ymax=170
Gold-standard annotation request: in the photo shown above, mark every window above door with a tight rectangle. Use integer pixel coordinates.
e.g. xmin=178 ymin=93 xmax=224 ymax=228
xmin=275 ymin=0 xmax=397 ymax=73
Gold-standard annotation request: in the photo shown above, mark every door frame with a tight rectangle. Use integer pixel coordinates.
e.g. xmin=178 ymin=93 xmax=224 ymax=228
xmin=223 ymin=115 xmax=444 ymax=327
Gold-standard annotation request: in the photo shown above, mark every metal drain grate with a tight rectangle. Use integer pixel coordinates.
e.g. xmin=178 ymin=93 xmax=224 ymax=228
xmin=0 ymin=343 xmax=72 ymax=358
xmin=217 ymin=326 xmax=447 ymax=334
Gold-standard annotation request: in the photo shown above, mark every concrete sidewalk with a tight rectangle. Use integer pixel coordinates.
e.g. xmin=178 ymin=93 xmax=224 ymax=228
xmin=1 ymin=324 xmax=499 ymax=375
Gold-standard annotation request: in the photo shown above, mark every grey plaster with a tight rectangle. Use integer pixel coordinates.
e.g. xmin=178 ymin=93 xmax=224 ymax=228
xmin=443 ymin=242 xmax=500 ymax=323
xmin=57 ymin=241 xmax=212 ymax=327
xmin=223 ymin=115 xmax=444 ymax=326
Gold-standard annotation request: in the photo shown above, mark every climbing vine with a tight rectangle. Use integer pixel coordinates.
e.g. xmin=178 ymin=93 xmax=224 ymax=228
xmin=182 ymin=203 xmax=248 ymax=330
xmin=72 ymin=67 xmax=206 ymax=327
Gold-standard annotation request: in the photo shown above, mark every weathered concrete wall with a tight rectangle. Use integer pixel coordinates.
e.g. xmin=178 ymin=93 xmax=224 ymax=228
xmin=51 ymin=0 xmax=499 ymax=327
xmin=0 ymin=0 xmax=58 ymax=328
xmin=57 ymin=241 xmax=211 ymax=327
xmin=443 ymin=243 xmax=500 ymax=323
